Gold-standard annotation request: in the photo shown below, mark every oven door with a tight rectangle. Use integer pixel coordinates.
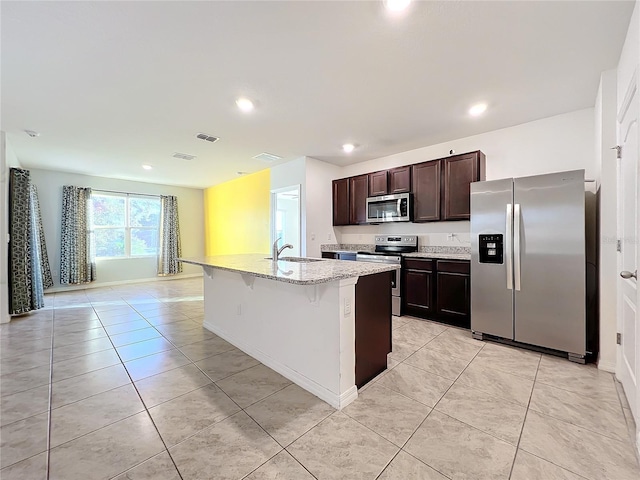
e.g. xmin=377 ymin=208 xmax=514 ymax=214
xmin=390 ymin=266 xmax=400 ymax=297
xmin=391 ymin=266 xmax=401 ymax=316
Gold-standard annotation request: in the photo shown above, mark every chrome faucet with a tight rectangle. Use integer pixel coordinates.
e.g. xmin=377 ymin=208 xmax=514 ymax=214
xmin=272 ymin=237 xmax=294 ymax=261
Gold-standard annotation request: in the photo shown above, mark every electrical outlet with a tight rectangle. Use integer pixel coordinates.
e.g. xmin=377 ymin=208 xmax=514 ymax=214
xmin=311 ymin=232 xmax=316 ymax=241
xmin=327 ymin=233 xmax=332 ymax=241
xmin=344 ymin=298 xmax=351 ymax=315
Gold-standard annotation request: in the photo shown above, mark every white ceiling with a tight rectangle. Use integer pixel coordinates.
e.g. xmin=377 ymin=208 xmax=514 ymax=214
xmin=1 ymin=1 xmax=634 ymax=189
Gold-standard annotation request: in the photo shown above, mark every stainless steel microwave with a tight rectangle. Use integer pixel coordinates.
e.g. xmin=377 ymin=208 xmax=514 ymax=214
xmin=366 ymin=193 xmax=412 ymax=223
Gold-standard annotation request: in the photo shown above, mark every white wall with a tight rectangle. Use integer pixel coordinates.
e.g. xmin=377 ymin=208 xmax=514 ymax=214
xmin=305 ymin=157 xmax=342 ymax=258
xmin=271 ymin=156 xmax=342 ymax=258
xmin=336 ymin=108 xmax=596 ymax=248
xmin=617 ymin=2 xmax=639 ymax=115
xmin=596 ymin=70 xmax=620 ymax=372
xmin=28 ymin=168 xmax=204 ymax=289
xmin=1 ymin=134 xmax=22 ymax=323
xmin=271 ymin=157 xmax=307 ymax=255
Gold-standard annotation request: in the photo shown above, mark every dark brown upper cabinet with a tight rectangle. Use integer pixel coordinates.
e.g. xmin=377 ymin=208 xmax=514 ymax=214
xmin=442 ymin=151 xmax=486 ymax=220
xmin=368 ymin=170 xmax=388 ymax=196
xmin=412 ymin=160 xmax=441 ymax=222
xmin=388 ymin=166 xmax=411 ymax=194
xmin=332 ymin=178 xmax=350 ymax=226
xmin=349 ymin=174 xmax=369 ymax=225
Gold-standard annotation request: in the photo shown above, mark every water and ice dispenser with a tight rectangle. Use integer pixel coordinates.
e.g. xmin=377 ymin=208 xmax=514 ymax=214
xmin=478 ymin=234 xmax=503 ymax=264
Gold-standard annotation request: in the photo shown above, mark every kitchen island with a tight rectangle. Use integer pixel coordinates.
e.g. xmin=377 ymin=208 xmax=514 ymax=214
xmin=179 ymin=254 xmax=396 ymax=409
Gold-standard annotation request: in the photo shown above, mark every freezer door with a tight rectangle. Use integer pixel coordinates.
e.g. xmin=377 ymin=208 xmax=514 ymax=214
xmin=471 ymin=178 xmax=514 ymax=339
xmin=513 ymin=170 xmax=586 ymax=355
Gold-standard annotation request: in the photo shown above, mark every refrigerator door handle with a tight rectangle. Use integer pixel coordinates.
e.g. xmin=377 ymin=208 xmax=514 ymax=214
xmin=514 ymin=203 xmax=522 ymax=291
xmin=506 ymin=203 xmax=513 ymax=290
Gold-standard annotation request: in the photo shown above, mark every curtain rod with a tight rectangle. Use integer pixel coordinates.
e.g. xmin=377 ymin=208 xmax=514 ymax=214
xmin=92 ymin=189 xmax=161 ymax=198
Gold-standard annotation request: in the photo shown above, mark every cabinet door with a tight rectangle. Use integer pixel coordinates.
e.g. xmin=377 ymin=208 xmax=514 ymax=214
xmin=332 ymin=178 xmax=350 ymax=226
xmin=436 ymin=271 xmax=470 ymax=320
xmin=412 ymin=160 xmax=441 ymax=222
xmin=388 ymin=166 xmax=411 ymax=194
xmin=349 ymin=174 xmax=369 ymax=224
xmin=442 ymin=152 xmax=485 ymax=220
xmin=403 ymin=269 xmax=433 ymax=312
xmin=368 ymin=170 xmax=388 ymax=196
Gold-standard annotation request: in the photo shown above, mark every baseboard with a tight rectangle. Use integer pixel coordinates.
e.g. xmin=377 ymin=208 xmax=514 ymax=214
xmin=597 ymin=360 xmax=616 ymax=373
xmin=45 ymin=273 xmax=203 ymax=293
xmin=204 ymin=320 xmax=356 ymax=410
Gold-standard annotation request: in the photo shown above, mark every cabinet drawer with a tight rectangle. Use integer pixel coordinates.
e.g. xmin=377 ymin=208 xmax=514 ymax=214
xmin=436 ymin=260 xmax=470 ymax=274
xmin=404 ymin=258 xmax=434 ymax=271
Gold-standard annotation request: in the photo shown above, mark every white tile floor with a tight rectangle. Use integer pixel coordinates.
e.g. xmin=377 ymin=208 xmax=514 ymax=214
xmin=0 ymin=277 xmax=638 ymax=479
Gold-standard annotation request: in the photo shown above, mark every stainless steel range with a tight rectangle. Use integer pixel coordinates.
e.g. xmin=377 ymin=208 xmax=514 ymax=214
xmin=356 ymin=235 xmax=418 ymax=316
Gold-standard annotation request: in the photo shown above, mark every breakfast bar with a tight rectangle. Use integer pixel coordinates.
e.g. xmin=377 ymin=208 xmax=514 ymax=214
xmin=179 ymin=255 xmax=396 ymax=409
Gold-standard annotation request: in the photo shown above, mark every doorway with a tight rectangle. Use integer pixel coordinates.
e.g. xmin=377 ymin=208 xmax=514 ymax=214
xmin=271 ymin=185 xmax=301 ymax=257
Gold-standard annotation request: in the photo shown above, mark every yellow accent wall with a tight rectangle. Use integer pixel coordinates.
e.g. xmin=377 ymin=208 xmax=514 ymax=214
xmin=204 ymin=169 xmax=271 ymax=255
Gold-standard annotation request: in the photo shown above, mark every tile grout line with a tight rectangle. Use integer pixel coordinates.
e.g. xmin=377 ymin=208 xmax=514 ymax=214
xmin=154 ymin=330 xmax=300 ymax=480
xmin=45 ymin=297 xmax=59 ymax=480
xmin=506 ymin=351 xmax=541 ymax=479
xmin=507 ymin=355 xmax=594 ymax=480
xmin=357 ymin=324 xmax=484 ymax=480
xmin=89 ymin=302 xmax=186 ymax=480
xmin=385 ymin=337 xmax=488 ymax=480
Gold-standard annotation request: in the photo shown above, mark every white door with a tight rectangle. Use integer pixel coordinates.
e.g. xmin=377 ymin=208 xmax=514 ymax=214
xmin=616 ymin=77 xmax=639 ymax=430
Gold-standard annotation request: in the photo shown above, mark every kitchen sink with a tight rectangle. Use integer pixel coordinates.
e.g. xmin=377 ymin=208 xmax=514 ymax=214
xmin=264 ymin=257 xmax=323 ymax=263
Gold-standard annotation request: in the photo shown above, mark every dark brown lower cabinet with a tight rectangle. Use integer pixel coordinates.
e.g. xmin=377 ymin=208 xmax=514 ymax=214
xmin=402 ymin=259 xmax=434 ymax=315
xmin=403 ymin=258 xmax=470 ymax=328
xmin=355 ymin=271 xmax=392 ymax=388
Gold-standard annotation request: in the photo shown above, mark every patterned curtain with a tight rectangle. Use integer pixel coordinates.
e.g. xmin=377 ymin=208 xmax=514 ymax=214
xmin=60 ymin=185 xmax=95 ymax=284
xmin=8 ymin=168 xmax=53 ymax=314
xmin=158 ymin=195 xmax=183 ymax=276
xmin=29 ymin=184 xmax=54 ymax=308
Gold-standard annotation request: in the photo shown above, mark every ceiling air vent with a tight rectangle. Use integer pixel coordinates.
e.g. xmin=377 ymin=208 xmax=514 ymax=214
xmin=196 ymin=133 xmax=219 ymax=143
xmin=253 ymin=152 xmax=283 ymax=162
xmin=172 ymin=152 xmax=197 ymax=161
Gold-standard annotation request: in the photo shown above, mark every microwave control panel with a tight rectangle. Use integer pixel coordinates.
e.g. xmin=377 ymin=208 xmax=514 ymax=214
xmin=479 ymin=234 xmax=504 ymax=264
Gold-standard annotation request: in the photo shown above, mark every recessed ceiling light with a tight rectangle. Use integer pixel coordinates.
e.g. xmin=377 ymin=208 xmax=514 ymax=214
xmin=469 ymin=103 xmax=488 ymax=116
xmin=236 ymin=97 xmax=255 ymax=112
xmin=237 ymin=171 xmax=249 ymax=176
xmin=142 ymin=164 xmax=153 ymax=170
xmin=342 ymin=144 xmax=355 ymax=153
xmin=384 ymin=0 xmax=411 ymax=12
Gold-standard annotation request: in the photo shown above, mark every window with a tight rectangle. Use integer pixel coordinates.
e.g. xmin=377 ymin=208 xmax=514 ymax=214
xmin=91 ymin=193 xmax=161 ymax=258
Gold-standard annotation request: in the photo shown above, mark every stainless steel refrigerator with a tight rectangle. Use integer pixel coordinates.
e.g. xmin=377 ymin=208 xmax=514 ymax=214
xmin=470 ymin=170 xmax=587 ymax=362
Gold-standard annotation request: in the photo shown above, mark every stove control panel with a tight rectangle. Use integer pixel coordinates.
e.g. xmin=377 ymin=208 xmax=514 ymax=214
xmin=375 ymin=235 xmax=417 ymax=247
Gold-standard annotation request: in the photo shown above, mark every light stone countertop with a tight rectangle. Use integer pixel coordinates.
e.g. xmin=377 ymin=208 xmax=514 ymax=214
xmin=402 ymin=252 xmax=471 ymax=261
xmin=178 ymin=254 xmax=398 ymax=285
